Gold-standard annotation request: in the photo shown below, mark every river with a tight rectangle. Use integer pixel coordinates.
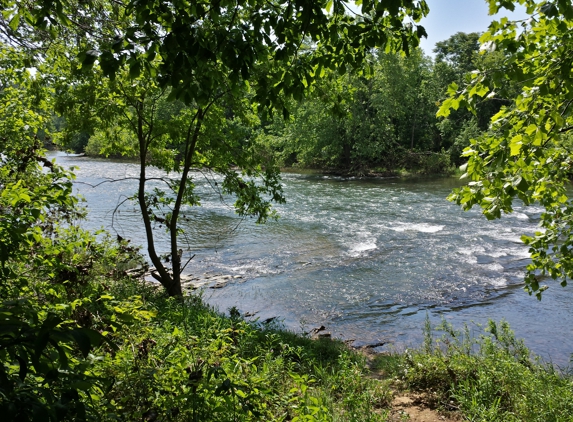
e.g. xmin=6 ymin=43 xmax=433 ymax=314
xmin=51 ymin=152 xmax=573 ymax=367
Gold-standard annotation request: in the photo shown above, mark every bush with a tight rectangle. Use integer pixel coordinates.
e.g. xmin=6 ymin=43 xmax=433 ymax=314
xmin=402 ymin=150 xmax=454 ymax=175
xmin=88 ymin=285 xmax=392 ymax=421
xmin=393 ymin=318 xmax=573 ymax=422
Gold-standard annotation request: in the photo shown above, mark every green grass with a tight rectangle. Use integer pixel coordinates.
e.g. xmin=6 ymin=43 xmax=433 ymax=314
xmin=373 ymin=318 xmax=573 ymax=422
xmin=80 ymin=276 xmax=393 ymax=421
xmin=1 ymin=225 xmax=392 ymax=421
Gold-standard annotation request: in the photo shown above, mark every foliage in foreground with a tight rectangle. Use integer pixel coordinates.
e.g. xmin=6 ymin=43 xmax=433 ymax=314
xmin=376 ymin=319 xmax=573 ymax=422
xmin=2 ymin=258 xmax=393 ymax=421
xmin=0 ymin=48 xmax=388 ymax=420
xmin=88 ymin=282 xmax=392 ymax=422
xmin=440 ymin=0 xmax=573 ymax=297
xmin=0 ymin=138 xmax=389 ymax=419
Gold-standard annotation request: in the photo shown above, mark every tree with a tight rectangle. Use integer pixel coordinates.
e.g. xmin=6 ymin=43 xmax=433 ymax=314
xmin=434 ymin=32 xmax=481 ymax=78
xmin=433 ymin=32 xmax=481 ymax=161
xmin=260 ymin=47 xmax=448 ymax=174
xmin=439 ymin=0 xmax=573 ymax=298
xmin=2 ymin=0 xmax=430 ymax=296
xmin=0 ymin=43 xmax=118 ymax=421
xmin=433 ymin=31 xmax=512 ymax=163
xmin=373 ymin=49 xmax=438 ymax=152
xmin=53 ymin=50 xmax=287 ymax=298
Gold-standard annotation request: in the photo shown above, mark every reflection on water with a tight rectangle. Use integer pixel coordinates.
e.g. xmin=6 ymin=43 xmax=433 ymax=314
xmin=52 ymin=152 xmax=573 ymax=366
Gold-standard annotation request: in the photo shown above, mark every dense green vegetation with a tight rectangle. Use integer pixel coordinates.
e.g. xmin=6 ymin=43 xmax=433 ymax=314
xmin=0 ymin=57 xmax=390 ymax=416
xmin=1 ymin=134 xmax=571 ymax=419
xmin=257 ymin=34 xmax=499 ymax=176
xmin=3 ymin=0 xmax=573 ymax=420
xmin=0 ymin=0 xmax=512 ymax=302
xmin=441 ymin=0 xmax=573 ymax=298
xmin=377 ymin=319 xmax=573 ymax=421
xmin=0 ymin=1 xmax=414 ymax=419
xmin=66 ymin=37 xmax=498 ymax=177
xmin=1 ymin=217 xmax=393 ymax=420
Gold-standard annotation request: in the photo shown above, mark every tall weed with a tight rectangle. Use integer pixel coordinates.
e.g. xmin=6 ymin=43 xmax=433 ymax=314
xmin=397 ymin=318 xmax=573 ymax=422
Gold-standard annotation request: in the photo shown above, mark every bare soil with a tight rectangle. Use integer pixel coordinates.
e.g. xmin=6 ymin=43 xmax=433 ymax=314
xmin=356 ymin=347 xmax=461 ymax=422
xmin=387 ymin=393 xmax=461 ymax=422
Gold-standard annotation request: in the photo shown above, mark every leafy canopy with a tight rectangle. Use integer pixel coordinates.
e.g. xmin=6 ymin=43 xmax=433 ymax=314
xmin=3 ymin=0 xmax=429 ymax=113
xmin=1 ymin=0 xmax=431 ymax=296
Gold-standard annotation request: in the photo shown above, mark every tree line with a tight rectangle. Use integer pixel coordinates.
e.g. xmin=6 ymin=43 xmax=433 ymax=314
xmin=257 ymin=34 xmax=496 ymax=175
xmin=61 ymin=32 xmax=505 ymax=176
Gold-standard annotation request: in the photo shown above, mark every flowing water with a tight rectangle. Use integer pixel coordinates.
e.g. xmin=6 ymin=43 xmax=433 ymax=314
xmin=52 ymin=152 xmax=573 ymax=366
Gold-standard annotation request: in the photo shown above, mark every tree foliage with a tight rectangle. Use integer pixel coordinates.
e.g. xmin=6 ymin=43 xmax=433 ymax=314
xmin=1 ymin=0 xmax=430 ymax=296
xmin=434 ymin=32 xmax=481 ymax=77
xmin=0 ymin=44 xmax=140 ymax=421
xmin=256 ymin=28 xmax=514 ymax=174
xmin=440 ymin=0 xmax=573 ymax=298
xmin=259 ymin=47 xmax=462 ymax=174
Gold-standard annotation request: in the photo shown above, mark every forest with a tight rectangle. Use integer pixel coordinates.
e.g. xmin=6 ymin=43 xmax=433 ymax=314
xmin=65 ymin=32 xmax=493 ymax=176
xmin=3 ymin=0 xmax=573 ymax=421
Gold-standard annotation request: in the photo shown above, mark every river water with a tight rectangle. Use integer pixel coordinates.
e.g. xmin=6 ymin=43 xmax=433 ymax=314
xmin=52 ymin=152 xmax=573 ymax=366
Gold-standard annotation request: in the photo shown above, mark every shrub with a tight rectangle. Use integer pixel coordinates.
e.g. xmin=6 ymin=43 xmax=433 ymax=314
xmin=395 ymin=318 xmax=573 ymax=422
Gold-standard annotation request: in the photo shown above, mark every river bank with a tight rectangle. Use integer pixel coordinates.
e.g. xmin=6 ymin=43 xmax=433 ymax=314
xmin=278 ymin=149 xmax=457 ymax=179
xmin=51 ymin=151 xmax=573 ymax=367
xmin=7 ymin=149 xmax=573 ymax=420
xmin=67 ymin=149 xmax=455 ymax=179
xmin=7 ymin=228 xmax=573 ymax=422
xmin=131 ymin=274 xmax=573 ymax=421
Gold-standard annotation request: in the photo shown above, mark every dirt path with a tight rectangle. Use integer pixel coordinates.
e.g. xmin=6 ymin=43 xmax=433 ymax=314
xmin=387 ymin=393 xmax=460 ymax=422
xmin=357 ymin=348 xmax=461 ymax=422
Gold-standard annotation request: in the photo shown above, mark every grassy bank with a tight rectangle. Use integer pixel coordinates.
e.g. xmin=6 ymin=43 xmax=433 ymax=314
xmin=2 ymin=226 xmax=392 ymax=421
xmin=3 ymin=230 xmax=573 ymax=421
xmin=82 ymin=277 xmax=393 ymax=421
xmin=375 ymin=319 xmax=573 ymax=421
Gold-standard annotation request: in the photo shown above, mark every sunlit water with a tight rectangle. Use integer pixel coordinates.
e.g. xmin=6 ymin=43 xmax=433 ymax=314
xmin=51 ymin=152 xmax=573 ymax=366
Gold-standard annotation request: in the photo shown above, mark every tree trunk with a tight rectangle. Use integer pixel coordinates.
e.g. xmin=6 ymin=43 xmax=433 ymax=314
xmin=135 ymin=100 xmax=204 ymax=298
xmin=135 ymin=101 xmax=177 ymax=296
xmin=168 ymin=109 xmax=204 ymax=297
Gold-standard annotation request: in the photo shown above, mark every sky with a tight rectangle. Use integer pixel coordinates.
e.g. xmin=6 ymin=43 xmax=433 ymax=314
xmin=417 ymin=0 xmax=530 ymax=56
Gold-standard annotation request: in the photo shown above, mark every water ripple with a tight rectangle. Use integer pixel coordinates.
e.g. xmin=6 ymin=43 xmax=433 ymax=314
xmin=51 ymin=152 xmax=573 ymax=366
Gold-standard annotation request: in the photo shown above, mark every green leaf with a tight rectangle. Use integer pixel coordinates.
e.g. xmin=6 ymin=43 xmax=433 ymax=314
xmin=69 ymin=381 xmax=94 ymax=391
xmin=509 ymin=135 xmax=523 ymax=156
xmin=540 ymin=2 xmax=558 ymax=17
xmin=525 ymin=124 xmax=537 ymax=135
xmin=447 ymin=82 xmax=459 ymax=96
xmin=79 ymin=50 xmax=98 ymax=70
xmin=8 ymin=13 xmax=20 ymax=31
xmin=475 ymin=84 xmax=489 ymax=97
xmin=437 ymin=98 xmax=459 ymax=117
xmin=129 ymin=61 xmax=141 ymax=79
xmin=15 ymin=355 xmax=28 ymax=381
xmin=71 ymin=329 xmax=92 ymax=357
